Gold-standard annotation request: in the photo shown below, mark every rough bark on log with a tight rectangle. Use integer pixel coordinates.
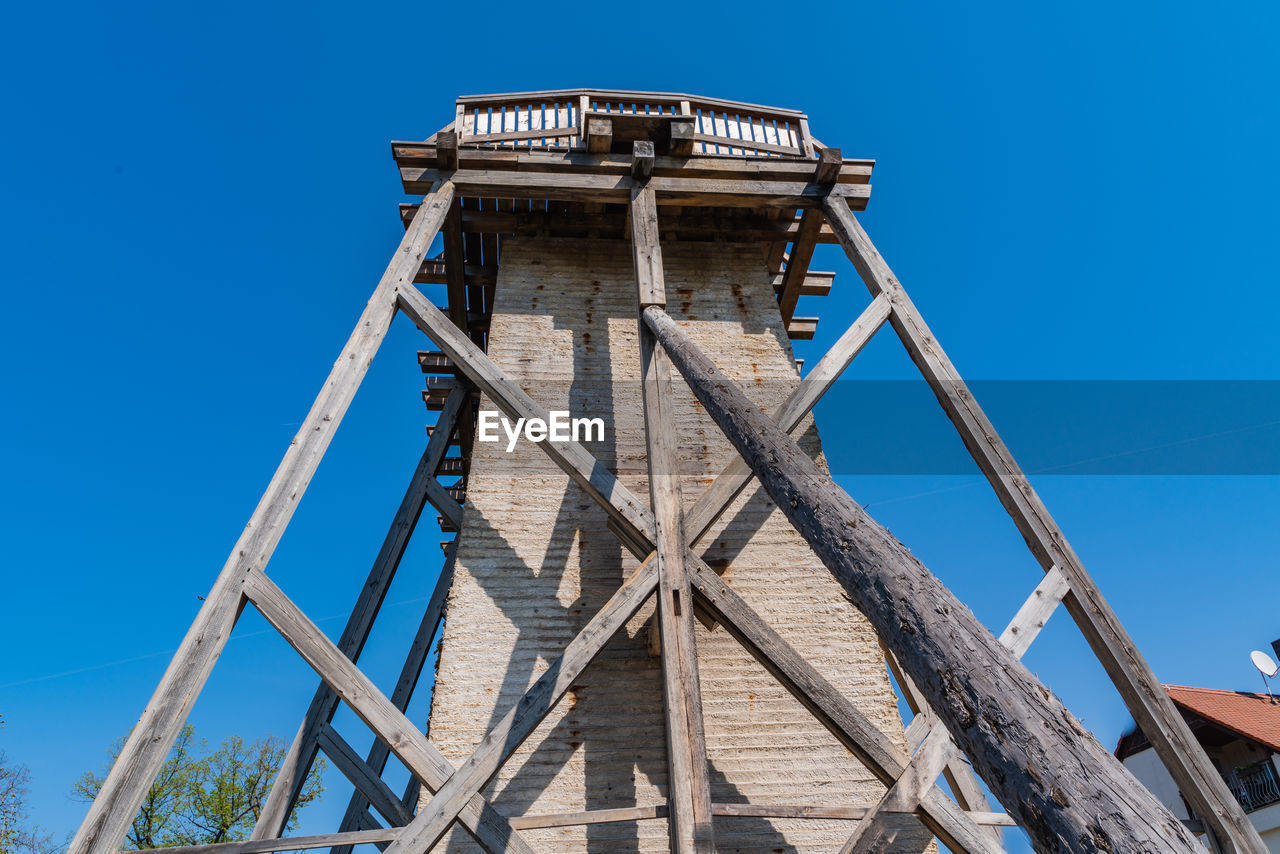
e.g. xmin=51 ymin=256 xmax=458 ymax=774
xmin=642 ymin=305 xmax=1202 ymax=854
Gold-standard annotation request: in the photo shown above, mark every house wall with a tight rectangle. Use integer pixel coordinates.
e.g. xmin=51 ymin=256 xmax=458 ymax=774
xmin=1123 ymin=745 xmax=1280 ymax=852
xmin=423 ymin=238 xmax=930 ymax=853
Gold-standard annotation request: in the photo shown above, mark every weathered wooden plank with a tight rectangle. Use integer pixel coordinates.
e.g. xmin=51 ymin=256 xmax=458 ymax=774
xmin=392 ymin=142 xmax=875 ymax=183
xmin=669 ymin=119 xmax=695 ymax=156
xmin=399 ymin=203 xmax=845 ymax=244
xmin=821 ymin=196 xmax=1264 ymax=854
xmin=442 ymin=204 xmax=468 ymax=334
xmin=777 ymin=210 xmax=824 ymax=324
xmin=329 ymin=548 xmax=458 ymax=854
xmin=242 ymin=571 xmax=537 ymax=854
xmin=999 ymin=564 xmax=1069 ymax=658
xmin=771 ymin=270 xmax=834 ymax=297
xmin=395 ymin=282 xmax=658 ymax=553
xmin=124 ymin=828 xmax=401 ymax=854
xmin=786 ymin=317 xmax=818 ymax=340
xmin=631 ymin=139 xmax=655 ymax=181
xmin=509 ymin=805 xmax=668 ymax=830
xmin=316 ymin=723 xmax=413 ymax=828
xmin=251 ymin=389 xmax=464 ymax=840
xmin=436 ymin=130 xmax=458 ymax=172
xmin=886 ymin=643 xmax=999 ymax=845
xmin=586 ymin=116 xmax=613 ymax=153
xmin=630 ymin=184 xmax=665 ymax=308
xmin=645 ymin=304 xmax=1204 ymax=854
xmin=633 ymin=213 xmax=714 ymax=852
xmin=400 ymin=167 xmax=871 ymax=209
xmin=874 ymin=569 xmax=1071 ymax=848
xmin=777 ymin=152 xmax=838 ymax=324
xmin=67 ymin=182 xmax=457 ymax=854
xmin=379 ymin=560 xmax=660 ymax=854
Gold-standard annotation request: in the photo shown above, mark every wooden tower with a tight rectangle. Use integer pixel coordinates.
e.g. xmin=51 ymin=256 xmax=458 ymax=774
xmin=68 ymin=89 xmax=1267 ymax=854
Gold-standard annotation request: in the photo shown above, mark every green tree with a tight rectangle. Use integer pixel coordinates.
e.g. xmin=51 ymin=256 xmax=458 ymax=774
xmin=73 ymin=726 xmax=324 ymax=850
xmin=1 ymin=716 xmax=58 ymax=854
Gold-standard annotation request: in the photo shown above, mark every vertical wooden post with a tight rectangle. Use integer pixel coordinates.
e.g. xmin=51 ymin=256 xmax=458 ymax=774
xmin=630 ymin=182 xmax=715 ymax=853
xmin=68 ymin=181 xmax=457 ymax=854
xmin=821 ymin=196 xmax=1266 ymax=854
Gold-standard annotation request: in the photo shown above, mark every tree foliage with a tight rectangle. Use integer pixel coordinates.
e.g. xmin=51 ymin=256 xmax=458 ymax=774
xmin=1 ymin=717 xmax=58 ymax=854
xmin=73 ymin=726 xmax=324 ymax=850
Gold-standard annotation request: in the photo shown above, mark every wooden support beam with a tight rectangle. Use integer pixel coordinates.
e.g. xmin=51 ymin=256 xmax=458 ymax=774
xmin=393 ymin=143 xmax=874 ymax=184
xmin=630 ymin=184 xmax=665 ymax=308
xmin=251 ymin=385 xmax=466 ymax=839
xmin=330 ymin=548 xmax=458 ymax=854
xmin=442 ymin=204 xmax=468 ymax=334
xmin=776 ymin=151 xmax=838 ymax=324
xmin=848 ymin=567 xmax=1073 ymax=853
xmin=632 ymin=189 xmax=714 ymax=852
xmin=813 ymin=147 xmax=843 ymax=185
xmin=511 ymin=805 xmax=667 ymax=830
xmin=586 ymin=116 xmax=612 ymax=153
xmin=380 ymin=560 xmax=660 ymax=854
xmin=632 ymin=139 xmax=655 ymax=181
xmin=643 ymin=303 xmax=1205 ymax=854
xmin=67 ymin=181 xmax=457 ymax=854
xmin=669 ymin=117 xmax=695 ymax=156
xmin=786 ymin=317 xmax=818 ymax=340
xmin=778 ymin=209 xmax=824 ymax=324
xmin=436 ymin=130 xmax=458 ymax=172
xmin=126 ymin=829 xmax=402 ymax=854
xmin=683 ymin=292 xmax=892 ymax=544
xmin=400 ymin=203 xmax=844 ymax=244
xmin=821 ymin=196 xmax=1266 ymax=854
xmin=771 ymin=270 xmax=835 ymax=297
xmin=395 ymin=282 xmax=658 ymax=552
xmin=316 ymin=723 xmax=413 ymax=827
xmin=400 ymin=167 xmax=871 ymax=209
xmin=242 ymin=570 xmax=537 ymax=854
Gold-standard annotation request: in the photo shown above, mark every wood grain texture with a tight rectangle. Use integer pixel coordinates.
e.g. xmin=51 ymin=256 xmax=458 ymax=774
xmin=633 ymin=219 xmax=714 ymax=852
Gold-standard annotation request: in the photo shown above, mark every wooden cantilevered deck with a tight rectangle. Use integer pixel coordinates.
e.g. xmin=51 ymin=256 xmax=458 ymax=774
xmin=398 ymin=89 xmax=865 ymax=509
xmin=395 ymin=88 xmax=872 ymax=355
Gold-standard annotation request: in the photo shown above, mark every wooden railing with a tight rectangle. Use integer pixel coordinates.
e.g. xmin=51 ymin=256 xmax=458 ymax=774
xmin=454 ymin=89 xmax=813 ymax=158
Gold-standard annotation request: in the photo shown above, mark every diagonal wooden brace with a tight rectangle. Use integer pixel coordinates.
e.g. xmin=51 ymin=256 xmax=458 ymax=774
xmin=253 ymin=387 xmax=467 ymax=839
xmin=329 ymin=546 xmax=459 ymax=854
xmin=380 ymin=560 xmax=660 ymax=854
xmin=643 ymin=302 xmax=1204 ymax=853
xmin=243 ymin=570 xmax=538 ymax=854
xmin=67 ymin=181 xmax=457 ymax=854
xmin=821 ymin=196 xmax=1265 ymax=854
xmin=844 ymin=567 xmax=1071 ymax=853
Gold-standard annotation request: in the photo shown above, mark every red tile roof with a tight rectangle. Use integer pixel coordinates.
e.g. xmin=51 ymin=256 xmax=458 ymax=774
xmin=1165 ymin=684 xmax=1280 ymax=753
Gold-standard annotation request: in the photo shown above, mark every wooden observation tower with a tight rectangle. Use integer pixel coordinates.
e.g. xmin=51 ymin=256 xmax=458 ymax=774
xmin=69 ymin=89 xmax=1266 ymax=854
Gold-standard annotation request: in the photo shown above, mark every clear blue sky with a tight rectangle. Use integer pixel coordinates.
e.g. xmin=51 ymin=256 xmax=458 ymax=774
xmin=2 ymin=2 xmax=1278 ymax=852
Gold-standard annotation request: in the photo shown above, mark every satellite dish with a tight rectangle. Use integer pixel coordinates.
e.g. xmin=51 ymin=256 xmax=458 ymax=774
xmin=1252 ymin=650 xmax=1279 ymax=678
